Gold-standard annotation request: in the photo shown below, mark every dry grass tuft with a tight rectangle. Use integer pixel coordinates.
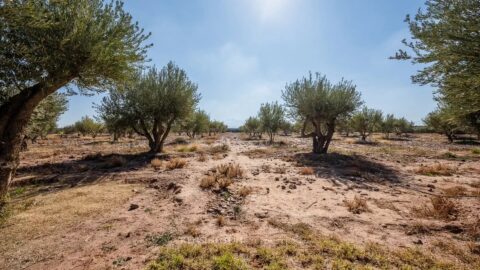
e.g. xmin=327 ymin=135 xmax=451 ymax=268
xmin=412 ymin=196 xmax=459 ymax=220
xmin=208 ymin=143 xmax=230 ymax=154
xmin=216 ymin=216 xmax=226 ymax=227
xmin=176 ymin=144 xmax=199 ymax=153
xmin=344 ymin=196 xmax=370 ymax=214
xmin=443 ymin=186 xmax=468 ymax=197
xmin=217 ymin=178 xmax=233 ymax=189
xmin=150 ymin=158 xmax=163 ymax=169
xmin=238 ymin=186 xmax=253 ymax=197
xmin=298 ymin=167 xmax=315 ymax=175
xmin=197 ymin=153 xmax=207 ymax=162
xmin=406 ymin=222 xmax=431 ymax=235
xmin=200 ymin=176 xmax=217 ymax=189
xmin=185 ymin=224 xmax=201 ymax=238
xmin=199 ymin=163 xmax=244 ymax=190
xmin=215 ymin=163 xmax=244 ymax=179
xmin=415 ymin=163 xmax=456 ymax=176
xmin=165 ymin=158 xmax=187 ymax=170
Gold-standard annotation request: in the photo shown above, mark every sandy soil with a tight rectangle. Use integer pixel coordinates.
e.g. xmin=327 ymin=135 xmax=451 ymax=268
xmin=0 ymin=133 xmax=479 ymax=269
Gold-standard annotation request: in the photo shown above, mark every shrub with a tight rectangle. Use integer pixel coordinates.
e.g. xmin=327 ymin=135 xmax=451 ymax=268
xmin=344 ymin=196 xmax=370 ymax=214
xmin=238 ymin=186 xmax=253 ymax=197
xmin=151 ymin=158 xmax=163 ymax=169
xmin=185 ymin=224 xmax=201 ymax=238
xmin=472 ymin=148 xmax=480 ymax=155
xmin=215 ymin=163 xmax=244 ymax=179
xmin=217 ymin=178 xmax=233 ymax=189
xmin=197 ymin=153 xmax=207 ymax=162
xmin=177 ymin=144 xmax=199 ymax=153
xmin=200 ymin=176 xmax=217 ymax=189
xmin=443 ymin=186 xmax=467 ymax=197
xmin=299 ymin=167 xmax=315 ymax=175
xmin=415 ymin=163 xmax=455 ymax=176
xmin=166 ymin=158 xmax=187 ymax=170
xmin=212 ymin=252 xmax=248 ymax=270
xmin=145 ymin=232 xmax=174 ymax=247
xmin=412 ymin=196 xmax=459 ymax=220
xmin=209 ymin=144 xmax=230 ymax=154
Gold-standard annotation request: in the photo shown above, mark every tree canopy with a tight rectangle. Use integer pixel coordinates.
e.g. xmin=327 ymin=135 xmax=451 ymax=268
xmin=0 ymin=0 xmax=150 ymax=202
xmin=282 ymin=73 xmax=362 ymax=153
xmin=98 ymin=62 xmax=200 ymax=152
xmin=393 ymin=0 xmax=480 ymax=121
xmin=258 ymin=102 xmax=285 ymax=143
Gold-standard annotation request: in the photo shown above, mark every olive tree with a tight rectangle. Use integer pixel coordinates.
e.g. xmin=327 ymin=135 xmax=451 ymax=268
xmin=0 ymin=0 xmax=149 ymax=203
xmin=209 ymin=120 xmax=227 ymax=135
xmin=258 ymin=102 xmax=285 ymax=143
xmin=393 ymin=0 xmax=480 ymax=128
xmin=184 ymin=110 xmax=210 ymax=139
xmin=381 ymin=114 xmax=396 ymax=139
xmin=96 ymin=90 xmax=130 ymax=142
xmin=242 ymin=117 xmax=262 ymax=138
xmin=350 ymin=107 xmax=383 ymax=141
xmin=282 ymin=73 xmax=362 ymax=153
xmin=423 ymin=108 xmax=459 ymax=143
xmin=100 ymin=63 xmax=200 ymax=152
xmin=74 ymin=116 xmax=104 ymax=138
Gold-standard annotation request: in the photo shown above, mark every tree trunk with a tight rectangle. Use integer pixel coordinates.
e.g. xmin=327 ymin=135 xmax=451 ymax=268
xmin=0 ymin=78 xmax=72 ymax=203
xmin=311 ymin=122 xmax=335 ymax=154
xmin=446 ymin=132 xmax=454 ymax=143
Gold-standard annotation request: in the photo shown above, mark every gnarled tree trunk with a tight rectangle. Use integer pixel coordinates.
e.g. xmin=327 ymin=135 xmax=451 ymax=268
xmin=0 ymin=78 xmax=72 ymax=204
xmin=311 ymin=121 xmax=335 ymax=154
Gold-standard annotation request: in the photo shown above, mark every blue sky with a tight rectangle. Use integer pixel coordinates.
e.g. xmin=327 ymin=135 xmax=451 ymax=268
xmin=59 ymin=0 xmax=436 ymax=128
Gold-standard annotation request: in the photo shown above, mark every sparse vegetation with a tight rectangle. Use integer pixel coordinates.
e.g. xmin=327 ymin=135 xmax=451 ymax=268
xmin=298 ymin=167 xmax=314 ymax=175
xmin=165 ymin=158 xmax=187 ymax=170
xmin=412 ymin=196 xmax=459 ymax=221
xmin=415 ymin=163 xmax=456 ymax=176
xmin=344 ymin=196 xmax=370 ymax=214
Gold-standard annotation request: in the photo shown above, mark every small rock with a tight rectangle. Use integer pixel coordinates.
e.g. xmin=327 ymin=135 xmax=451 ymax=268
xmin=173 ymin=197 xmax=183 ymax=204
xmin=255 ymin=212 xmax=269 ymax=219
xmin=128 ymin=204 xmax=139 ymax=211
xmin=413 ymin=239 xmax=423 ymax=245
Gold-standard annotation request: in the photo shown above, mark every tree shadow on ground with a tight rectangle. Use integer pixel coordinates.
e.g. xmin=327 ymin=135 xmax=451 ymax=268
xmin=290 ymin=152 xmax=402 ymax=187
xmin=12 ymin=152 xmax=155 ymax=198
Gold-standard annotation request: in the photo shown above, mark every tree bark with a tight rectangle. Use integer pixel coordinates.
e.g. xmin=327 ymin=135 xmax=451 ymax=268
xmin=0 ymin=78 xmax=72 ymax=203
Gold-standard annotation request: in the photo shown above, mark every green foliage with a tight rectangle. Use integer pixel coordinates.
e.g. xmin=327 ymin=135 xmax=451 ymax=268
xmin=350 ymin=107 xmax=383 ymax=141
xmin=393 ymin=0 xmax=480 ymax=127
xmin=241 ymin=117 xmax=262 ymax=138
xmin=424 ymin=107 xmax=459 ymax=142
xmin=96 ymin=90 xmax=131 ymax=141
xmin=183 ymin=110 xmax=210 ymax=138
xmin=209 ymin=120 xmax=228 ymax=135
xmin=258 ymin=102 xmax=285 ymax=143
xmin=282 ymin=72 xmax=362 ymax=153
xmin=381 ymin=114 xmax=396 ymax=138
xmin=74 ymin=116 xmax=104 ymax=137
xmin=99 ymin=62 xmax=200 ymax=152
xmin=146 ymin=224 xmax=468 ymax=269
xmin=26 ymin=93 xmax=68 ymax=141
xmin=0 ymin=0 xmax=151 ymax=93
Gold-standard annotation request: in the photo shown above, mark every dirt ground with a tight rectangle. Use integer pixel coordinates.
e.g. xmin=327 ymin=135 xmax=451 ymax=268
xmin=1 ymin=132 xmax=479 ymax=269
